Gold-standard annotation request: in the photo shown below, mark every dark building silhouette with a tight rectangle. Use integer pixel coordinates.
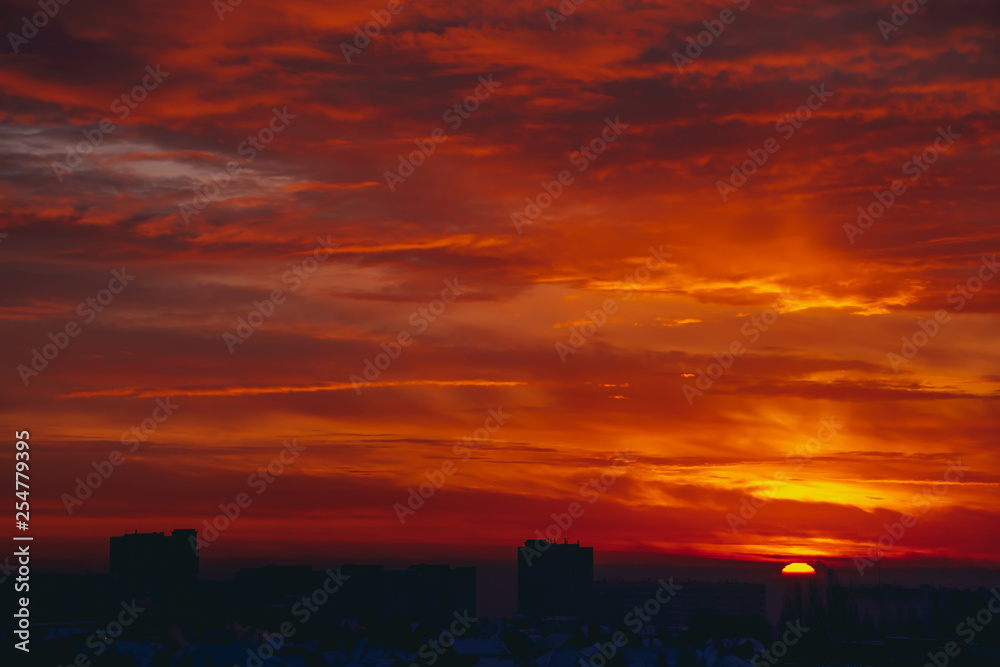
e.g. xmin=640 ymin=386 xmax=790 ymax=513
xmin=593 ymin=579 xmax=766 ymax=629
xmin=109 ymin=529 xmax=199 ymax=588
xmin=335 ymin=563 xmax=476 ymax=623
xmin=517 ymin=538 xmax=593 ymax=615
xmin=396 ymin=564 xmax=476 ymax=621
xmin=227 ymin=563 xmax=476 ymax=624
xmin=233 ymin=564 xmax=316 ymax=604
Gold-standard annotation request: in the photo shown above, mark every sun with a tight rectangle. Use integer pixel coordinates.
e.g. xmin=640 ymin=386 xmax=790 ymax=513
xmin=781 ymin=562 xmax=816 ymax=576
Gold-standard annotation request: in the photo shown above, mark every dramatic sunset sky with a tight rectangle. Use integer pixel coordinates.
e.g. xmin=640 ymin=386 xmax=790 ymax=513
xmin=2 ymin=0 xmax=998 ymax=572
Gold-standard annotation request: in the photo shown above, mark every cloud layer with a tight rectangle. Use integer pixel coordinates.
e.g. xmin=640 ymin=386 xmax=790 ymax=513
xmin=2 ymin=0 xmax=999 ymax=568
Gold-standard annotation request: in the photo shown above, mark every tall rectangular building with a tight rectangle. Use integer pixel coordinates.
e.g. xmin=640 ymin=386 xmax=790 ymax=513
xmin=517 ymin=539 xmax=593 ymax=616
xmin=110 ymin=529 xmax=199 ymax=587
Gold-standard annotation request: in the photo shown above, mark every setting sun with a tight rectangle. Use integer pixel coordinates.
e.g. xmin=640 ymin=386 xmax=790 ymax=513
xmin=781 ymin=562 xmax=817 ymax=576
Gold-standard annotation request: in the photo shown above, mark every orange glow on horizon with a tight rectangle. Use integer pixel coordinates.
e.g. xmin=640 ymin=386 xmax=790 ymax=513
xmin=1 ymin=0 xmax=998 ymax=569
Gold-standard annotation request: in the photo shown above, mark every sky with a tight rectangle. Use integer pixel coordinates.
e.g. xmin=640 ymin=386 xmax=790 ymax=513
xmin=1 ymin=0 xmax=998 ymax=573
